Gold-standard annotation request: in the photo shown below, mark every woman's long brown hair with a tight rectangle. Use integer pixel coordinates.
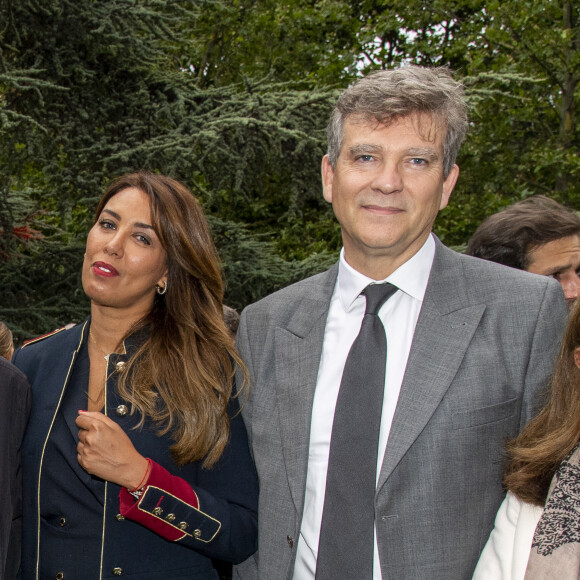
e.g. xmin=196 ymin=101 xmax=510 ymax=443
xmin=504 ymin=300 xmax=580 ymax=506
xmin=95 ymin=172 xmax=246 ymax=468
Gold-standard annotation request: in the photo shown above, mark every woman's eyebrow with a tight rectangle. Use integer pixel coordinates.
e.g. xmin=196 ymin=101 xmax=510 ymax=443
xmin=102 ymin=208 xmax=154 ymax=230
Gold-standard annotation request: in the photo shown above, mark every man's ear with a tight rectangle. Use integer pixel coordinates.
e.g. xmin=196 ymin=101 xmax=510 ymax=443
xmin=321 ymin=155 xmax=334 ymax=203
xmin=439 ymin=164 xmax=459 ymax=211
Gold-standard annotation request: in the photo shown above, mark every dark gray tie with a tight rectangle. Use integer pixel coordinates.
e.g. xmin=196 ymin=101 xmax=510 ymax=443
xmin=315 ymin=282 xmax=398 ymax=580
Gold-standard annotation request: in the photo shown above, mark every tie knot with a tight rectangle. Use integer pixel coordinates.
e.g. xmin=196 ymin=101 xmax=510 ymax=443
xmin=363 ymin=283 xmax=397 ymax=315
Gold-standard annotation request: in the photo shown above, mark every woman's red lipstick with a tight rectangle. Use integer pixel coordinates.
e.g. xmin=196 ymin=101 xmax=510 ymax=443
xmin=92 ymin=261 xmax=119 ymax=277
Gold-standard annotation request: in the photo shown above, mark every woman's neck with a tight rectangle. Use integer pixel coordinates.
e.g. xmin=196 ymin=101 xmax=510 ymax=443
xmin=89 ymin=304 xmax=146 ymax=354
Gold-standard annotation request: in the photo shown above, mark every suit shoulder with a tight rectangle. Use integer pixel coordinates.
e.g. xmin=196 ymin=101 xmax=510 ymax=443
xmin=448 ymin=247 xmax=559 ymax=289
xmin=433 ymin=244 xmax=566 ymax=319
xmin=21 ymin=326 xmax=69 ymax=348
xmin=0 ymin=356 xmax=28 ymax=385
xmin=455 ymin=253 xmax=566 ymax=328
xmin=238 ymin=266 xmax=337 ymax=339
xmin=244 ymin=265 xmax=337 ymax=312
xmin=14 ymin=323 xmax=85 ymax=368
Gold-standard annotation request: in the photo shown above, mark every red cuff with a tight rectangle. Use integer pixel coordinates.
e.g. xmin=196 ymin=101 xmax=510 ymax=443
xmin=119 ymin=459 xmax=199 ymax=541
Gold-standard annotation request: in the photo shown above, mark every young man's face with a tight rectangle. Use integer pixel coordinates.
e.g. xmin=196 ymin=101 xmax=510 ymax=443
xmin=527 ymin=234 xmax=580 ymax=307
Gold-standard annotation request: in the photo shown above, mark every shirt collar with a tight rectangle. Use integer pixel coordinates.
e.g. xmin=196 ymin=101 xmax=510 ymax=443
xmin=338 ymin=234 xmax=436 ymax=312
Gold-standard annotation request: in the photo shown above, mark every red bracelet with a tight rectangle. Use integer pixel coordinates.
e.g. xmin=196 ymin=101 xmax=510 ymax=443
xmin=128 ymin=458 xmax=152 ymax=493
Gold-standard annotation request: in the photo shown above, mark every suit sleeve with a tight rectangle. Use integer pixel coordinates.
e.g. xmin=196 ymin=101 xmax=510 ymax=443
xmin=235 ymin=308 xmax=255 ymax=452
xmin=118 ymin=392 xmax=258 ymax=564
xmin=520 ymin=280 xmax=568 ymax=426
xmin=231 ymin=308 xmax=260 ymax=579
xmin=0 ymin=360 xmax=31 ymax=579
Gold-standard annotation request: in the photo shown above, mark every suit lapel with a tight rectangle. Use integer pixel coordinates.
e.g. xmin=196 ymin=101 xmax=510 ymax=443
xmin=377 ymin=241 xmax=485 ymax=491
xmin=275 ymin=265 xmax=338 ymax=513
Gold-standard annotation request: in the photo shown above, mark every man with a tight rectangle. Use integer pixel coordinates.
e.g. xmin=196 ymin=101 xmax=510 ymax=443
xmin=0 ymin=355 xmax=31 ymax=578
xmin=234 ymin=66 xmax=567 ymax=580
xmin=467 ymin=195 xmax=580 ymax=307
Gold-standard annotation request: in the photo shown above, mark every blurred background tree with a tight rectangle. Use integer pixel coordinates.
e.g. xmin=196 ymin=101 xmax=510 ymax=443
xmin=0 ymin=0 xmax=579 ymax=340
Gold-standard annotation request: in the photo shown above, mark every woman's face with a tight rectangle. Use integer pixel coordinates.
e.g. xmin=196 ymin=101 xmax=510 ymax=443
xmin=82 ymin=187 xmax=168 ymax=314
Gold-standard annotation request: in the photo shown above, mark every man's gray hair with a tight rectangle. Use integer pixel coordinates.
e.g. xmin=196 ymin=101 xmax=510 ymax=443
xmin=327 ymin=65 xmax=469 ymax=177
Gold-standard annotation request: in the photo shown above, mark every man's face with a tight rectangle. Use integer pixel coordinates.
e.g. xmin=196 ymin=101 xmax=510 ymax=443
xmin=322 ymin=113 xmax=459 ymax=278
xmin=526 ymin=234 xmax=580 ymax=307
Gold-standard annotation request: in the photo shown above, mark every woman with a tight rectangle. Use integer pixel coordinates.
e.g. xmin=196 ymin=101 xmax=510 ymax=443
xmin=0 ymin=321 xmax=14 ymax=360
xmin=473 ymin=299 xmax=580 ymax=579
xmin=12 ymin=172 xmax=258 ymax=579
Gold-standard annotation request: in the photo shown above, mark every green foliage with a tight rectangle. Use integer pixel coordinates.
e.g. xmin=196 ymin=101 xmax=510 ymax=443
xmin=0 ymin=241 xmax=88 ymax=341
xmin=1 ymin=0 xmax=580 ymax=339
xmin=0 ymin=0 xmax=346 ymax=338
xmin=209 ymin=216 xmax=338 ymax=312
xmin=352 ymin=0 xmax=580 ymax=241
xmin=179 ymin=0 xmax=361 ymax=86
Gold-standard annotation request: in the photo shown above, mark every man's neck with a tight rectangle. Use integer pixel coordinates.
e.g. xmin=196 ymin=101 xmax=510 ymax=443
xmin=342 ymin=234 xmax=433 ymax=280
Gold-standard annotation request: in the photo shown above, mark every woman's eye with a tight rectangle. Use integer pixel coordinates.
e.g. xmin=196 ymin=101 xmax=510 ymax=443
xmin=135 ymin=234 xmax=151 ymax=245
xmin=99 ymin=219 xmax=115 ymax=229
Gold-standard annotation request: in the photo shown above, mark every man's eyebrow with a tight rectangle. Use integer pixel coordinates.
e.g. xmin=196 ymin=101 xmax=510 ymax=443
xmin=347 ymin=144 xmax=383 ymax=157
xmin=406 ymin=147 xmax=440 ymax=161
xmin=543 ymin=264 xmax=570 ymax=276
xmin=102 ymin=208 xmax=154 ymax=230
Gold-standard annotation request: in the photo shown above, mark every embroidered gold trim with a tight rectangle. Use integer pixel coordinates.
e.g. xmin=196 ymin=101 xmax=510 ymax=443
xmin=35 ymin=321 xmax=88 ymax=580
xmin=98 ymin=360 xmax=109 ymax=580
xmin=136 ymin=486 xmax=221 ymax=543
xmin=22 ymin=326 xmax=67 ymax=348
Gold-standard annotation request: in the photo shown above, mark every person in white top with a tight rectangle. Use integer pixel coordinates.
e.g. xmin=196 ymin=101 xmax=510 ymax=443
xmin=474 ymin=299 xmax=580 ymax=580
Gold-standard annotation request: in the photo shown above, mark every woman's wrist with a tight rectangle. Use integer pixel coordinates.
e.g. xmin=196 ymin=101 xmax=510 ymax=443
xmin=123 ymin=456 xmax=151 ymax=491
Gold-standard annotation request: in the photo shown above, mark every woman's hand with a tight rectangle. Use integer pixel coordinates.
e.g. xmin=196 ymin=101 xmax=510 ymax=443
xmin=76 ymin=410 xmax=149 ymax=490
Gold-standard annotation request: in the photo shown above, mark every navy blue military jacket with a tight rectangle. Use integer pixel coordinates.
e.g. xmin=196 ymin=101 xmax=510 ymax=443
xmin=13 ymin=320 xmax=258 ymax=580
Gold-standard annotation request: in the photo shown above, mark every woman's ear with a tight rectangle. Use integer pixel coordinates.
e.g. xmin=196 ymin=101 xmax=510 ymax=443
xmin=574 ymin=346 xmax=580 ymax=370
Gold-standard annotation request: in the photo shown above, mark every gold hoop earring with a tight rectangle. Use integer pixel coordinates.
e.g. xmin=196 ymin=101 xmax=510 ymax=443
xmin=156 ymin=281 xmax=167 ymax=295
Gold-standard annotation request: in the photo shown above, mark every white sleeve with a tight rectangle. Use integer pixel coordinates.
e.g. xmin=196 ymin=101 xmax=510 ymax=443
xmin=472 ymin=492 xmax=541 ymax=580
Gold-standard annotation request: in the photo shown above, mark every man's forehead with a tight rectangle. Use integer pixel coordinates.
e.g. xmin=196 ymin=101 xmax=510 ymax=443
xmin=343 ymin=112 xmax=446 ymax=147
xmin=528 ymin=235 xmax=580 ymax=269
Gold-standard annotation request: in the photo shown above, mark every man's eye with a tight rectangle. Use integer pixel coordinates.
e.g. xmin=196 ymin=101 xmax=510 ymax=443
xmin=410 ymin=158 xmax=426 ymax=165
xmin=357 ymin=155 xmax=374 ymax=162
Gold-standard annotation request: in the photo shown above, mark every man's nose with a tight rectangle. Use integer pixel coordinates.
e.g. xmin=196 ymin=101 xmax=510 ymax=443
xmin=563 ymin=271 xmax=580 ymax=303
xmin=370 ymin=162 xmax=403 ymax=194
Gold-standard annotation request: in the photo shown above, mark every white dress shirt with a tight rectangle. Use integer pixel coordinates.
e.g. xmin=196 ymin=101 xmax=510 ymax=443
xmin=292 ymin=235 xmax=435 ymax=580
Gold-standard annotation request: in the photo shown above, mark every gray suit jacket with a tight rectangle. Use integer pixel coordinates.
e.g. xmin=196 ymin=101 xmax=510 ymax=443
xmin=234 ymin=239 xmax=568 ymax=580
